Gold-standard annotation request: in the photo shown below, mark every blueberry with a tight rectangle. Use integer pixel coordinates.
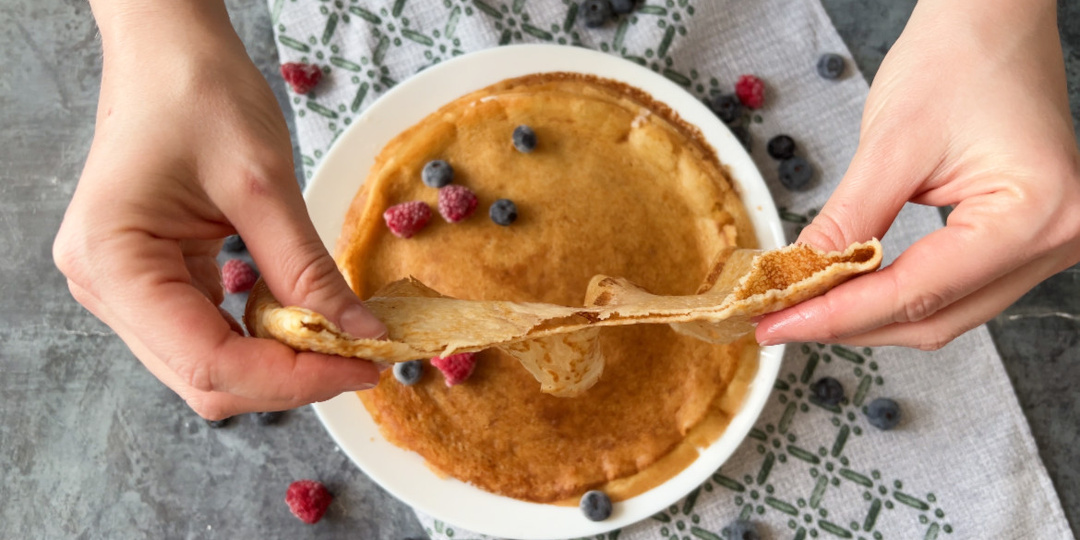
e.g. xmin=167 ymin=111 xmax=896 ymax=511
xmin=866 ymin=398 xmax=901 ymax=430
xmin=810 ymin=377 xmax=844 ymax=406
xmin=816 ymin=53 xmax=846 ymax=80
xmin=778 ymin=156 xmax=814 ymax=191
xmin=708 ymin=93 xmax=743 ymax=125
xmin=609 ymin=0 xmax=636 ymax=14
xmin=222 ymin=235 xmax=246 ymax=253
xmin=489 ymin=199 xmax=518 ymax=226
xmin=422 ymin=160 xmax=454 ymax=188
xmin=206 ymin=417 xmax=231 ymax=429
xmin=766 ymin=134 xmax=796 ymax=161
xmin=730 ymin=124 xmax=751 ymax=151
xmin=254 ymin=411 xmax=285 ymax=425
xmin=580 ymin=0 xmax=613 ymax=28
xmin=512 ymin=125 xmax=537 ymax=153
xmin=393 ymin=360 xmax=424 ymax=386
xmin=726 ymin=519 xmax=761 ymax=540
xmin=579 ymin=490 xmax=612 ymax=521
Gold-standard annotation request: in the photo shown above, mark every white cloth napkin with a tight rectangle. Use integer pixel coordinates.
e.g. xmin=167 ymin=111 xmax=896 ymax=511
xmin=269 ymin=0 xmax=1073 ymax=538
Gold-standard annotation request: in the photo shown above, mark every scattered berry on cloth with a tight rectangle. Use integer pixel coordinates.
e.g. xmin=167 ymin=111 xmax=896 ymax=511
xmin=580 ymin=0 xmax=613 ymax=27
xmin=817 ymin=53 xmax=846 ymax=80
xmin=778 ymin=156 xmax=815 ymax=191
xmin=280 ymin=63 xmax=322 ymax=94
xmin=735 ymin=74 xmax=766 ymax=109
xmin=866 ymin=398 xmax=902 ymax=430
xmin=708 ymin=93 xmax=743 ymax=125
xmin=725 ymin=519 xmax=762 ymax=540
xmin=222 ymin=234 xmax=246 ymax=253
xmin=766 ymin=134 xmax=796 ymax=161
xmin=222 ymin=259 xmax=257 ymax=294
xmin=610 ymin=0 xmax=637 ymax=15
xmin=810 ymin=377 xmax=845 ymax=406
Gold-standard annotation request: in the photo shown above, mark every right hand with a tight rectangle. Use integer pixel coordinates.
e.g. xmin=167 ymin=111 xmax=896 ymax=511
xmin=756 ymin=0 xmax=1080 ymax=350
xmin=53 ymin=1 xmax=387 ymax=420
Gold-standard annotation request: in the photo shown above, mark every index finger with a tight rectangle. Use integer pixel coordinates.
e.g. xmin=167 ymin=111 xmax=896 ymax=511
xmin=95 ymin=231 xmax=381 ymax=402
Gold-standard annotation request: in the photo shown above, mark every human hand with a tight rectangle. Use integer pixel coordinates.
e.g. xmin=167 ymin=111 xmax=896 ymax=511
xmin=757 ymin=0 xmax=1080 ymax=350
xmin=53 ymin=1 xmax=386 ymax=419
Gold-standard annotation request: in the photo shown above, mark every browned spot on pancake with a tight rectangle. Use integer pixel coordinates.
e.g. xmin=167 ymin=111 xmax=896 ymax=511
xmin=592 ymin=291 xmax=614 ymax=306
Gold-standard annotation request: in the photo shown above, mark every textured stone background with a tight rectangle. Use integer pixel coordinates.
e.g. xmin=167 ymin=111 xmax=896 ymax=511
xmin=0 ymin=1 xmax=1076 ymax=538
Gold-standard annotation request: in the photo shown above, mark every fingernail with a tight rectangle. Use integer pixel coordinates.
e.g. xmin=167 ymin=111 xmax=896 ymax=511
xmin=347 ymin=381 xmax=378 ymax=392
xmin=339 ymin=304 xmax=388 ymax=339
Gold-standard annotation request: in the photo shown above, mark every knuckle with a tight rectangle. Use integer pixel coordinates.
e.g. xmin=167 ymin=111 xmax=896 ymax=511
xmin=52 ymin=228 xmax=84 ymax=282
xmin=66 ymin=279 xmax=90 ymax=305
xmin=236 ymin=152 xmax=293 ymax=199
xmin=186 ymin=396 xmax=232 ymax=421
xmin=900 ymin=290 xmax=946 ymax=324
xmin=288 ymin=247 xmax=345 ymax=305
xmin=180 ymin=363 xmax=216 ymax=394
xmin=799 ymin=212 xmax=849 ymax=252
xmin=816 ymin=295 xmax=846 ymax=342
xmin=915 ymin=331 xmax=954 ymax=352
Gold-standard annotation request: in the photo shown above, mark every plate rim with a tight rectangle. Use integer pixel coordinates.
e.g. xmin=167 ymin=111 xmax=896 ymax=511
xmin=305 ymin=43 xmax=786 ymax=540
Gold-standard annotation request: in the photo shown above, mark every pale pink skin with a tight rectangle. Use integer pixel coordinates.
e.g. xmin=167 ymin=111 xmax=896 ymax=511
xmin=757 ymin=0 xmax=1080 ymax=350
xmin=54 ymin=0 xmax=1080 ymax=424
xmin=53 ymin=1 xmax=386 ymax=421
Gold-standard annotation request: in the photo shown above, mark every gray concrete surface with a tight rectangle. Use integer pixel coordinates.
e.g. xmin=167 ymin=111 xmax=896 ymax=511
xmin=1 ymin=1 xmax=1077 ymax=538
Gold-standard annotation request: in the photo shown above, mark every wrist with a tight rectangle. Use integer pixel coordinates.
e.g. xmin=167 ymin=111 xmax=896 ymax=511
xmin=914 ymin=0 xmax=1057 ymax=37
xmin=90 ymin=0 xmax=240 ymax=58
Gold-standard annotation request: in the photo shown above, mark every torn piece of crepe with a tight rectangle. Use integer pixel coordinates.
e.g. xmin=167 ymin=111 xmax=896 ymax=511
xmin=244 ymin=240 xmax=882 ymax=396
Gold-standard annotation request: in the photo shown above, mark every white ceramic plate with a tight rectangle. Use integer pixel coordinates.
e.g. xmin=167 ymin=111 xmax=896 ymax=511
xmin=307 ymin=44 xmax=786 ymax=540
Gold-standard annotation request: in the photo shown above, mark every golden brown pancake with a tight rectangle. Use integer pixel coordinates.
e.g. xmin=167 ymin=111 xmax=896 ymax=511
xmin=338 ymin=73 xmax=757 ymax=503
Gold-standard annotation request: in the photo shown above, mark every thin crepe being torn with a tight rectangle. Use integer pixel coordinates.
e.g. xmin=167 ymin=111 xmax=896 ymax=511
xmin=244 ymin=239 xmax=882 ymax=397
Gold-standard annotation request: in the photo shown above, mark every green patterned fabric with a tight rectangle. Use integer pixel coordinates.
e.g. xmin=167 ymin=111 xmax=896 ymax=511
xmin=268 ymin=1 xmax=1072 ymax=538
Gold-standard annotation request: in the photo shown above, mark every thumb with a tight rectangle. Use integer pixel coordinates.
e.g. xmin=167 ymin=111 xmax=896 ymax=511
xmin=796 ymin=143 xmax=913 ymax=252
xmin=793 ymin=97 xmax=954 ymax=250
xmin=217 ymin=165 xmax=386 ymax=339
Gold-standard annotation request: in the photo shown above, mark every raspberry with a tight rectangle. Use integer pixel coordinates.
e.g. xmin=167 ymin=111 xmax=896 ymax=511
xmin=431 ymin=352 xmax=478 ymax=386
xmin=222 ymin=259 xmax=257 ymax=294
xmin=281 ymin=62 xmax=323 ymax=94
xmin=383 ymin=201 xmax=432 ymax=238
xmin=735 ymin=74 xmax=766 ymax=109
xmin=437 ymin=185 xmax=478 ymax=223
xmin=285 ymin=480 xmax=333 ymax=524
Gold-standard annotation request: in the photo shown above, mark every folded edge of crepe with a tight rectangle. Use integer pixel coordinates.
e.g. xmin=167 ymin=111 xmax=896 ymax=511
xmin=243 ymin=239 xmax=882 ymax=397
